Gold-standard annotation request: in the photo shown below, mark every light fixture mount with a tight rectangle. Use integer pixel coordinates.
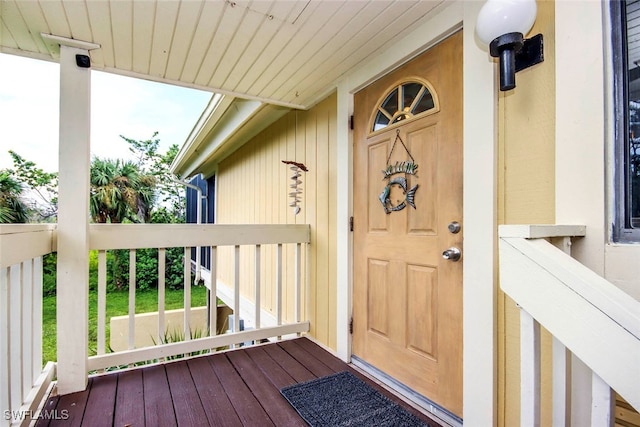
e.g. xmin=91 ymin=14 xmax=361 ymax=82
xmin=488 ymin=32 xmax=543 ymax=91
xmin=476 ymin=0 xmax=542 ymax=91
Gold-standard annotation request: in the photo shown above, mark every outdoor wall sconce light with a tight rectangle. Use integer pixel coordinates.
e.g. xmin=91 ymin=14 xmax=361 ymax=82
xmin=476 ymin=0 xmax=543 ymax=91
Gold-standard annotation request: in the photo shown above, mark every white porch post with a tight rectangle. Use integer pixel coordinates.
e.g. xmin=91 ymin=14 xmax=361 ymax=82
xmin=463 ymin=1 xmax=498 ymax=425
xmin=50 ymin=37 xmax=99 ymax=394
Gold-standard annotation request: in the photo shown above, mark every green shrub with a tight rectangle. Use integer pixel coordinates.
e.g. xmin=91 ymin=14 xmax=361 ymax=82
xmin=42 ymin=253 xmax=57 ymax=297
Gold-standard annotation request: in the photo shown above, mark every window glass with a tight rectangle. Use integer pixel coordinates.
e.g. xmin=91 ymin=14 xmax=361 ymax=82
xmin=613 ymin=0 xmax=640 ymax=240
xmin=374 ymin=111 xmax=391 ymax=132
xmin=413 ymin=90 xmax=435 ymax=115
xmin=627 ymin=0 xmax=640 ymax=227
xmin=371 ymin=81 xmax=436 ymax=132
xmin=381 ymin=88 xmax=399 ymax=117
xmin=402 ymin=82 xmax=422 ymax=111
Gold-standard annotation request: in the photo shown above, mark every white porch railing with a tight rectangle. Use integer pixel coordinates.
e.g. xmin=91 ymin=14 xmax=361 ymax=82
xmin=0 ymin=225 xmax=56 ymax=427
xmin=86 ymin=223 xmax=310 ymax=371
xmin=1 ymin=223 xmax=310 ymax=425
xmin=499 ymin=225 xmax=640 ymax=426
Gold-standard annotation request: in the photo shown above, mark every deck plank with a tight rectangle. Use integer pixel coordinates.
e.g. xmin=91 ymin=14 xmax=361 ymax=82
xmin=260 ymin=341 xmax=317 ymax=382
xmin=35 ymin=338 xmax=443 ymax=426
xmin=227 ymin=348 xmax=308 ymax=426
xmin=244 ymin=345 xmax=298 ymax=387
xmin=277 ymin=339 xmax=335 ymax=377
xmin=34 ymin=394 xmax=59 ymax=427
xmin=207 ymin=353 xmax=275 ymax=426
xmin=81 ymin=373 xmax=117 ymax=427
xmin=187 ymin=356 xmax=243 ymax=426
xmin=114 ymin=369 xmax=145 ymax=427
xmin=165 ymin=360 xmax=209 ymax=427
xmin=294 ymin=336 xmax=348 ymax=372
xmin=142 ymin=364 xmax=177 ymax=427
xmin=47 ymin=379 xmax=91 ymax=427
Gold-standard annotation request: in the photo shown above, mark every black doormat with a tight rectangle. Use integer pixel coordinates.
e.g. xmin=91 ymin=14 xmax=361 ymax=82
xmin=280 ymin=371 xmax=431 ymax=427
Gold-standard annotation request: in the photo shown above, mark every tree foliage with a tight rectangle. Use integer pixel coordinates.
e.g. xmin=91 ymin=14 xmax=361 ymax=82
xmin=90 ymin=133 xmax=186 ymax=291
xmin=8 ymin=132 xmax=189 ymax=292
xmin=89 ymin=158 xmax=156 ymax=223
xmin=120 ymin=132 xmax=185 ymax=218
xmin=0 ymin=171 xmax=29 ymax=223
xmin=3 ymin=151 xmax=58 ymax=221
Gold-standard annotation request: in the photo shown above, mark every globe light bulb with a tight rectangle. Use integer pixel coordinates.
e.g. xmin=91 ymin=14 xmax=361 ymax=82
xmin=476 ymin=0 xmax=537 ymax=45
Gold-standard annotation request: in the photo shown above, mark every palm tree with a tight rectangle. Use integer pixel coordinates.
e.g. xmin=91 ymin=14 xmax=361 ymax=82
xmin=0 ymin=171 xmax=29 ymax=223
xmin=89 ymin=158 xmax=156 ymax=224
xmin=89 ymin=158 xmax=157 ymax=289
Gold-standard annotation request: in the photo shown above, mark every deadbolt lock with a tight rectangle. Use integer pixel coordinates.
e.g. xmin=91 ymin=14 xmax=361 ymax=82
xmin=448 ymin=221 xmax=461 ymax=234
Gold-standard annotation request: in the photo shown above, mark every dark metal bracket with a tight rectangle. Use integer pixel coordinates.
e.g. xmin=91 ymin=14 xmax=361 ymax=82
xmin=515 ymin=34 xmax=544 ymax=73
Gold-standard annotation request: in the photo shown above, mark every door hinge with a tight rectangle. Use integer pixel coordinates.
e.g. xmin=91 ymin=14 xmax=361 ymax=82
xmin=349 ymin=317 xmax=353 ymax=334
xmin=349 ymin=216 xmax=354 ymax=232
xmin=350 ymin=115 xmax=354 ymax=130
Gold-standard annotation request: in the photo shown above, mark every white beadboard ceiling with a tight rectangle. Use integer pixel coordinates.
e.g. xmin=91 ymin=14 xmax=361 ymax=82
xmin=1 ymin=0 xmax=445 ymax=109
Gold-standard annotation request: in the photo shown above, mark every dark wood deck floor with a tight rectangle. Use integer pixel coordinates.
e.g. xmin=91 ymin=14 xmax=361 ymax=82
xmin=35 ymin=338 xmax=443 ymax=427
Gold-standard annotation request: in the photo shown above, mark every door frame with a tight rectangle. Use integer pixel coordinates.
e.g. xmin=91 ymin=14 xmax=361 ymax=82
xmin=334 ymin=2 xmax=498 ymax=425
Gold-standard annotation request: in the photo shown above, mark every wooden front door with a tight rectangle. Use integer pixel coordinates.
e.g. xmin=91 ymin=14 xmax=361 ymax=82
xmin=352 ymin=31 xmax=463 ymax=417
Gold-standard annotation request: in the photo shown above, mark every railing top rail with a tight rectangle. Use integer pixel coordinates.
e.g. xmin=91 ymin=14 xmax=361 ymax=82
xmin=0 ymin=224 xmax=56 ymax=269
xmin=499 ymin=232 xmax=640 ymax=411
xmin=498 ymin=224 xmax=586 ymax=239
xmin=0 ymin=224 xmax=57 ymax=235
xmin=500 ymin=235 xmax=640 ymax=340
xmin=89 ymin=223 xmax=311 ymax=250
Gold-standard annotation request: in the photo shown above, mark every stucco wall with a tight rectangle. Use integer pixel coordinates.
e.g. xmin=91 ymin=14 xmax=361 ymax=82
xmin=216 ymin=93 xmax=338 ymax=350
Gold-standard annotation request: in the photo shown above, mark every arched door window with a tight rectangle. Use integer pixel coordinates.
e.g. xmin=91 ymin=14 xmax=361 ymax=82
xmin=371 ymin=80 xmax=439 ymax=133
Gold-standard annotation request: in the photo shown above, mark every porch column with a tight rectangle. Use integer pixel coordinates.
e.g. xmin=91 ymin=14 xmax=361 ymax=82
xmin=48 ymin=36 xmax=100 ymax=394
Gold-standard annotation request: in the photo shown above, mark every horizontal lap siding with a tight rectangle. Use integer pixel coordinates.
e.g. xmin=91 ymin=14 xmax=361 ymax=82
xmin=217 ymin=93 xmax=337 ymax=350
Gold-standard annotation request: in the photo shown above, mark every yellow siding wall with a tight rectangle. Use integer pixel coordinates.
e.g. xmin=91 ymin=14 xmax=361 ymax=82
xmin=497 ymin=1 xmax=556 ymax=425
xmin=216 ymin=93 xmax=338 ymax=351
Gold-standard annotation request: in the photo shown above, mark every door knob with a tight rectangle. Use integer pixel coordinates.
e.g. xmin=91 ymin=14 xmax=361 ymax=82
xmin=442 ymin=247 xmax=461 ymax=262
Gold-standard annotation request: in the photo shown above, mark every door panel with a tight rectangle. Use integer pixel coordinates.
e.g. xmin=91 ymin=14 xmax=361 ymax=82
xmin=352 ymin=31 xmax=463 ymax=416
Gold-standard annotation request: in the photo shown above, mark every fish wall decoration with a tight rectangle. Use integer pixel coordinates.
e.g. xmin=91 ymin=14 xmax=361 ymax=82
xmin=379 ymin=130 xmax=419 ymax=214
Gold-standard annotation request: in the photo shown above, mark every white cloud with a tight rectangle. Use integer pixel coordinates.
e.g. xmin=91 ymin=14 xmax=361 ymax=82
xmin=0 ymin=53 xmax=212 ymax=173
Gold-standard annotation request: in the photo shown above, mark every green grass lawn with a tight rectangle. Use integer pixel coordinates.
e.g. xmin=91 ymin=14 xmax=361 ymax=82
xmin=42 ymin=285 xmax=208 ymax=364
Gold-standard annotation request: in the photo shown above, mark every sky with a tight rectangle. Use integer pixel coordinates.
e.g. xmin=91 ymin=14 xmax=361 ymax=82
xmin=0 ymin=53 xmax=212 ymax=173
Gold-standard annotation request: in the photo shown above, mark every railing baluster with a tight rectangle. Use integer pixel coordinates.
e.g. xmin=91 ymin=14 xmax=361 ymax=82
xmin=128 ymin=249 xmax=136 ymax=351
xmin=1 ymin=267 xmax=10 ymax=424
xmin=233 ymin=245 xmax=240 ymax=342
xmin=520 ymin=307 xmax=541 ymax=427
xmin=82 ymin=224 xmax=311 ymax=371
xmin=158 ymin=248 xmax=166 ymax=345
xmin=22 ymin=260 xmax=33 ymax=401
xmin=97 ymin=251 xmax=107 ymax=355
xmin=306 ymin=243 xmax=311 ymax=335
xmin=591 ymin=372 xmax=613 ymax=427
xmin=552 ymin=337 xmax=570 ymax=427
xmin=295 ymin=243 xmax=301 ymax=327
xmin=209 ymin=246 xmax=217 ymax=336
xmin=9 ymin=265 xmax=21 ymax=415
xmin=276 ymin=243 xmax=282 ymax=339
xmin=552 ymin=235 xmax=571 ymax=427
xmin=255 ymin=244 xmax=261 ymax=330
xmin=184 ymin=247 xmax=191 ymax=340
xmin=32 ymin=256 xmax=43 ymax=379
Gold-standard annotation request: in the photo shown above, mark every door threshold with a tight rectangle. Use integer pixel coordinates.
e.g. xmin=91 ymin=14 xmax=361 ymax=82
xmin=350 ymin=356 xmax=463 ymax=427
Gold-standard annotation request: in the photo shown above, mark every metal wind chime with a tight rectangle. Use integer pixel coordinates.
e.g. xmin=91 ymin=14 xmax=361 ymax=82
xmin=282 ymin=160 xmax=308 ymax=215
